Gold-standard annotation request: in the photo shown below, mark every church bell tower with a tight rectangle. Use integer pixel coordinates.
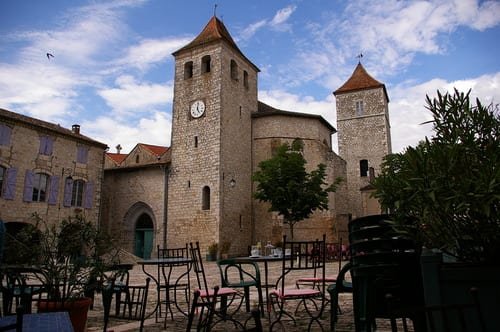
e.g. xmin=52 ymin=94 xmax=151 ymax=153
xmin=167 ymin=16 xmax=260 ymax=254
xmin=334 ymin=62 xmax=392 ymax=219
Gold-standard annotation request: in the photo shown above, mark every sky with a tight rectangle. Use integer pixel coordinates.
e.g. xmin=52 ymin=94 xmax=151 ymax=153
xmin=1 ymin=0 xmax=499 ymax=154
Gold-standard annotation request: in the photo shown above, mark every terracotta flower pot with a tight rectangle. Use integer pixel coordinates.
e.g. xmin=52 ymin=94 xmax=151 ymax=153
xmin=38 ymin=297 xmax=93 ymax=332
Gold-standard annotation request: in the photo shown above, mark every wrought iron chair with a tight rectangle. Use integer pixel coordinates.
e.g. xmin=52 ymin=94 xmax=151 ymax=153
xmin=269 ymin=234 xmax=327 ymax=332
xmin=217 ymin=258 xmax=264 ymax=315
xmin=349 ymin=214 xmax=426 ymax=332
xmin=157 ymin=244 xmax=191 ymax=320
xmin=189 ymin=242 xmax=244 ymax=329
xmin=186 ymin=286 xmax=219 ymax=332
xmin=102 ymin=277 xmax=150 ymax=332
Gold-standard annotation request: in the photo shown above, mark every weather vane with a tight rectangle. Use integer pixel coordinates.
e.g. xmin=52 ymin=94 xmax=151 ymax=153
xmin=356 ymin=53 xmax=363 ymax=63
xmin=214 ymin=3 xmax=217 ymax=17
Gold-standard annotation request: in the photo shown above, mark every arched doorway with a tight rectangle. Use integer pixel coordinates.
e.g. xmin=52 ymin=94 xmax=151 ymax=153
xmin=134 ymin=213 xmax=154 ymax=259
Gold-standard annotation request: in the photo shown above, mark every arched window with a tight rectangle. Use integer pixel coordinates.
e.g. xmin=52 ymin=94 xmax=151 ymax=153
xmin=201 ymin=55 xmax=211 ymax=73
xmin=71 ymin=179 xmax=85 ymax=207
xmin=32 ymin=173 xmax=49 ymax=202
xmin=0 ymin=166 xmax=5 ymax=197
xmin=202 ymin=186 xmax=210 ymax=210
xmin=230 ymin=59 xmax=238 ymax=80
xmin=360 ymin=159 xmax=369 ymax=177
xmin=243 ymin=70 xmax=249 ymax=88
xmin=184 ymin=61 xmax=193 ymax=79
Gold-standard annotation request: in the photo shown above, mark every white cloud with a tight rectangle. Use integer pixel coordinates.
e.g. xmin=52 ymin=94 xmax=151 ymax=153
xmin=118 ymin=37 xmax=192 ymax=71
xmin=239 ymin=5 xmax=296 ymax=40
xmin=98 ymin=75 xmax=173 ymax=113
xmin=82 ymin=110 xmax=172 ymax=153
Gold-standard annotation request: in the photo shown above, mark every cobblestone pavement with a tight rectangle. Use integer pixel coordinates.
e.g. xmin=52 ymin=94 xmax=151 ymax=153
xmin=85 ymin=260 xmax=403 ymax=332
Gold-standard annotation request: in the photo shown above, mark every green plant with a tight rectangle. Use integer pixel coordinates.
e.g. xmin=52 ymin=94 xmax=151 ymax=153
xmin=207 ymin=242 xmax=218 ymax=257
xmin=252 ymin=140 xmax=342 ymax=239
xmin=372 ymin=89 xmax=500 ymax=264
xmin=9 ymin=213 xmax=120 ymax=300
xmin=220 ymin=241 xmax=231 ymax=254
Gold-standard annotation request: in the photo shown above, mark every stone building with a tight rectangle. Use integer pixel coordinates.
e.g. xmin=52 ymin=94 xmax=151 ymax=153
xmin=0 ymin=107 xmax=107 ymax=235
xmin=101 ymin=16 xmax=391 ymax=258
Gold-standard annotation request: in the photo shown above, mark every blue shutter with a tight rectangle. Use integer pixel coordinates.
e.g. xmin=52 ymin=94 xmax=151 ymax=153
xmin=46 ymin=137 xmax=53 ymax=155
xmin=63 ymin=178 xmax=73 ymax=207
xmin=3 ymin=168 xmax=17 ymax=200
xmin=83 ymin=181 xmax=94 ymax=209
xmin=77 ymin=146 xmax=88 ymax=163
xmin=39 ymin=136 xmax=54 ymax=155
xmin=0 ymin=124 xmax=12 ymax=146
xmin=48 ymin=175 xmax=59 ymax=205
xmin=23 ymin=170 xmax=34 ymax=202
xmin=39 ymin=136 xmax=47 ymax=154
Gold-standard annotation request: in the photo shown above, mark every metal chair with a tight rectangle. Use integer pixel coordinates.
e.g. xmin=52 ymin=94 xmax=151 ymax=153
xmin=102 ymin=277 xmax=150 ymax=332
xmin=189 ymin=242 xmax=243 ymax=329
xmin=328 ymin=261 xmax=353 ymax=331
xmin=269 ymin=234 xmax=327 ymax=332
xmin=186 ymin=286 xmax=219 ymax=332
xmin=217 ymin=258 xmax=264 ymax=315
xmin=157 ymin=244 xmax=190 ymax=320
xmin=0 ymin=305 xmax=23 ymax=332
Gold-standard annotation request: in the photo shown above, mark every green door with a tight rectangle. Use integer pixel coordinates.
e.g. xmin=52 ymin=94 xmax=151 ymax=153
xmin=134 ymin=213 xmax=154 ymax=259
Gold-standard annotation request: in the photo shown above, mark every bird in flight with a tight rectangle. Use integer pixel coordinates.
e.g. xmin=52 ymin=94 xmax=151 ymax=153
xmin=46 ymin=53 xmax=54 ymax=60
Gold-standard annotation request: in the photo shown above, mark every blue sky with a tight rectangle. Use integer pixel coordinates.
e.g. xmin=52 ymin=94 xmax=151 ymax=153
xmin=1 ymin=0 xmax=499 ymax=154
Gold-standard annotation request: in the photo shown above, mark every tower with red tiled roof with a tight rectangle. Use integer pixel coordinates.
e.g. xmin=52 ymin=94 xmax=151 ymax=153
xmin=167 ymin=16 xmax=259 ymax=252
xmin=334 ymin=62 xmax=392 ymax=218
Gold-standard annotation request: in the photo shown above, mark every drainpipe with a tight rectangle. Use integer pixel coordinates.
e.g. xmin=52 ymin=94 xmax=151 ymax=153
xmin=163 ymin=165 xmax=169 ymax=248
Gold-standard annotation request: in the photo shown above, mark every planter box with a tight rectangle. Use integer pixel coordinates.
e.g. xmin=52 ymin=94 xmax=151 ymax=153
xmin=421 ymin=251 xmax=500 ymax=332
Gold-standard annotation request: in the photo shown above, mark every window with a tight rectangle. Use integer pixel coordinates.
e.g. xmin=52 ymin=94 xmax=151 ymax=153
xmin=32 ymin=173 xmax=49 ymax=202
xmin=243 ymin=71 xmax=249 ymax=88
xmin=136 ymin=155 xmax=140 ymax=163
xmin=39 ymin=136 xmax=54 ymax=156
xmin=71 ymin=179 xmax=85 ymax=207
xmin=76 ymin=146 xmax=88 ymax=164
xmin=194 ymin=136 xmax=198 ymax=148
xmin=360 ymin=159 xmax=369 ymax=177
xmin=201 ymin=55 xmax=211 ymax=73
xmin=202 ymin=186 xmax=210 ymax=210
xmin=230 ymin=59 xmax=238 ymax=80
xmin=0 ymin=123 xmax=12 ymax=146
xmin=356 ymin=101 xmax=364 ymax=116
xmin=184 ymin=61 xmax=193 ymax=79
xmin=0 ymin=166 xmax=5 ymax=197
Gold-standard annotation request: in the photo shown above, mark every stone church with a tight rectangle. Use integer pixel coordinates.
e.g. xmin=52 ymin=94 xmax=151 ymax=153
xmin=101 ymin=16 xmax=391 ymax=258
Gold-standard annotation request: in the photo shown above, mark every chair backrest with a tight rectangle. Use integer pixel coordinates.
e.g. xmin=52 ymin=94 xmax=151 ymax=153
xmin=157 ymin=244 xmax=189 ymax=266
xmin=186 ymin=286 xmax=219 ymax=332
xmin=217 ymin=259 xmax=260 ymax=288
xmin=348 ymin=214 xmax=425 ymax=329
xmin=277 ymin=234 xmax=326 ymax=293
xmin=103 ymin=277 xmax=150 ymax=332
xmin=189 ymin=242 xmax=209 ymax=293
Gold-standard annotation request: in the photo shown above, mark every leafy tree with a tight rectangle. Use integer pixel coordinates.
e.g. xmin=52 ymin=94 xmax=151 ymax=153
xmin=252 ymin=140 xmax=342 ymax=239
xmin=372 ymin=89 xmax=500 ymax=264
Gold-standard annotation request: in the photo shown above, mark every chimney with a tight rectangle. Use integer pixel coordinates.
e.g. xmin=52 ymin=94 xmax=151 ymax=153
xmin=72 ymin=124 xmax=80 ymax=134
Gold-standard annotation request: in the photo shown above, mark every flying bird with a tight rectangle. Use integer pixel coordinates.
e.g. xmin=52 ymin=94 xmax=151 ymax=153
xmin=46 ymin=53 xmax=54 ymax=60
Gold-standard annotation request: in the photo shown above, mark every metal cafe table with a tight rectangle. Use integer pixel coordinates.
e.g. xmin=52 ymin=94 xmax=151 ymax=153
xmin=137 ymin=257 xmax=192 ymax=323
xmin=0 ymin=311 xmax=74 ymax=332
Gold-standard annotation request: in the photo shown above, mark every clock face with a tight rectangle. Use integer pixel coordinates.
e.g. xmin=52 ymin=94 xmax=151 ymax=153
xmin=190 ymin=100 xmax=205 ymax=118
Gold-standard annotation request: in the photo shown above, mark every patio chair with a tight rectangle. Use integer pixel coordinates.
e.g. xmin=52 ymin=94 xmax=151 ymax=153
xmin=269 ymin=234 xmax=327 ymax=332
xmin=157 ymin=244 xmax=190 ymax=320
xmin=328 ymin=261 xmax=353 ymax=331
xmin=217 ymin=258 xmax=264 ymax=315
xmin=102 ymin=277 xmax=150 ymax=332
xmin=189 ymin=242 xmax=244 ymax=330
xmin=186 ymin=286 xmax=219 ymax=332
xmin=0 ymin=269 xmax=44 ymax=314
xmin=349 ymin=214 xmax=426 ymax=332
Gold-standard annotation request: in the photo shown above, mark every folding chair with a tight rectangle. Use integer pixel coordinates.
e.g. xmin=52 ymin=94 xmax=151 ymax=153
xmin=189 ymin=242 xmax=244 ymax=330
xmin=269 ymin=234 xmax=327 ymax=332
xmin=102 ymin=277 xmax=150 ymax=332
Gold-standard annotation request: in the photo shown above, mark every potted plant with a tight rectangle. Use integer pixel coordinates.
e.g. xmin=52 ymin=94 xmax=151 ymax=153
xmin=372 ymin=89 xmax=499 ymax=331
xmin=219 ymin=241 xmax=231 ymax=259
xmin=206 ymin=242 xmax=218 ymax=261
xmin=8 ymin=213 xmax=120 ymax=332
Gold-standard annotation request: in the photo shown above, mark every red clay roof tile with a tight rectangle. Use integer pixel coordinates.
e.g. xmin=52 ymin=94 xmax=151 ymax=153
xmin=334 ymin=63 xmax=389 ymax=101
